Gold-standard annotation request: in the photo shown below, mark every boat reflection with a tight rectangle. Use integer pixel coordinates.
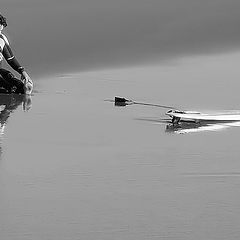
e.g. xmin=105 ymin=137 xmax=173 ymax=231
xmin=135 ymin=117 xmax=240 ymax=134
xmin=0 ymin=94 xmax=32 ymax=153
xmin=165 ymin=120 xmax=240 ymax=134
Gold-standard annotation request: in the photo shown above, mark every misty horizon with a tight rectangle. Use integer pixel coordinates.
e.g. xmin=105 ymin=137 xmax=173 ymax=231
xmin=2 ymin=0 xmax=240 ymax=76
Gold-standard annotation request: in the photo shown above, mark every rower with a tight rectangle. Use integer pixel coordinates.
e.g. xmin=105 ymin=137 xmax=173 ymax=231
xmin=0 ymin=14 xmax=33 ymax=94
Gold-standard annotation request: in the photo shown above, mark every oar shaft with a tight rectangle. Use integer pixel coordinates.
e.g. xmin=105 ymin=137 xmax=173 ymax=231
xmin=133 ymin=101 xmax=175 ymax=109
xmin=114 ymin=97 xmax=176 ymax=110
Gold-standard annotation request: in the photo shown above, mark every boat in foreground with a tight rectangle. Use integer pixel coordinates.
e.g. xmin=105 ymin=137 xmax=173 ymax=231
xmin=166 ymin=109 xmax=240 ymax=124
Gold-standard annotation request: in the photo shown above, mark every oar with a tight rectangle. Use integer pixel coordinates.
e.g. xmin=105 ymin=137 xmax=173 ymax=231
xmin=114 ymin=97 xmax=176 ymax=109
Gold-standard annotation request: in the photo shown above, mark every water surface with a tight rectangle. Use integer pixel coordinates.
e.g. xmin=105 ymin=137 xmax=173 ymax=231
xmin=0 ymin=58 xmax=240 ymax=239
xmin=1 ymin=1 xmax=240 ymax=239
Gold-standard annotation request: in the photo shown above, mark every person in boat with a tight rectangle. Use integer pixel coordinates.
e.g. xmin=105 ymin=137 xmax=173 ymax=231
xmin=0 ymin=14 xmax=33 ymax=94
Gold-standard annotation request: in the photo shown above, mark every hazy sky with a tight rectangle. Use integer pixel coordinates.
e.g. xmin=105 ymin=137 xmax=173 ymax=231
xmin=2 ymin=0 xmax=240 ymax=76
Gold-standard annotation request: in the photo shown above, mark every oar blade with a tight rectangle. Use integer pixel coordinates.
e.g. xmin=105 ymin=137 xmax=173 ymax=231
xmin=115 ymin=97 xmax=128 ymax=102
xmin=115 ymin=97 xmax=131 ymax=106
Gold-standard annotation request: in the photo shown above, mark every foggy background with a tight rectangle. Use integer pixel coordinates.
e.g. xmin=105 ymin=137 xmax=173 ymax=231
xmin=2 ymin=0 xmax=240 ymax=77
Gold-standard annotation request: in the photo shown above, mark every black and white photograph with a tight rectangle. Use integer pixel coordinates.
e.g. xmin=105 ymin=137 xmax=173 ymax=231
xmin=1 ymin=0 xmax=240 ymax=239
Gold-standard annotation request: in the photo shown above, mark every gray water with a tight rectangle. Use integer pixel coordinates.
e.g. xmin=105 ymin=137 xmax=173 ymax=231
xmin=1 ymin=1 xmax=240 ymax=239
xmin=0 ymin=62 xmax=239 ymax=239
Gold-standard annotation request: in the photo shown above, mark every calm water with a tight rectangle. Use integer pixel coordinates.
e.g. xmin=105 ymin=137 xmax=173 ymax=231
xmin=0 ymin=61 xmax=240 ymax=239
xmin=2 ymin=0 xmax=240 ymax=239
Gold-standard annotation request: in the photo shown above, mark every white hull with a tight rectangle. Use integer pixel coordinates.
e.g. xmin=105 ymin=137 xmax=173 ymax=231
xmin=166 ymin=110 xmax=240 ymax=121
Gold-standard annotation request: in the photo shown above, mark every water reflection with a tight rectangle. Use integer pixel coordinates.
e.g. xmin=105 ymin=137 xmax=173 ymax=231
xmin=165 ymin=120 xmax=240 ymax=134
xmin=135 ymin=117 xmax=240 ymax=134
xmin=0 ymin=94 xmax=32 ymax=153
